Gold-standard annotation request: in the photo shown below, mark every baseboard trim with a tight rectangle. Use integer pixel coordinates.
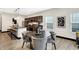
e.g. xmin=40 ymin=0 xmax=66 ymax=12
xmin=56 ymin=36 xmax=76 ymax=41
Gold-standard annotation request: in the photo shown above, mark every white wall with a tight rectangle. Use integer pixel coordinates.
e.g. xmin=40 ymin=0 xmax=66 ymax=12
xmin=14 ymin=16 xmax=25 ymax=27
xmin=2 ymin=13 xmax=25 ymax=31
xmin=27 ymin=8 xmax=79 ymax=39
xmin=0 ymin=15 xmax=2 ymax=31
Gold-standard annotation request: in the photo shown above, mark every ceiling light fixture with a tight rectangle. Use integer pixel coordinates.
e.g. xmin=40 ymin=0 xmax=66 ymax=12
xmin=15 ymin=8 xmax=20 ymax=16
xmin=14 ymin=8 xmax=21 ymax=20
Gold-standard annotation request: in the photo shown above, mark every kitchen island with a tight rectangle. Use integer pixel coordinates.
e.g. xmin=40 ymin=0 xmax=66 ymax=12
xmin=8 ymin=27 xmax=27 ymax=39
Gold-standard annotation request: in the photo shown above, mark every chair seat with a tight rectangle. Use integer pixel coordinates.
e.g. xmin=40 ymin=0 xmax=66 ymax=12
xmin=47 ymin=39 xmax=55 ymax=43
xmin=47 ymin=36 xmax=55 ymax=43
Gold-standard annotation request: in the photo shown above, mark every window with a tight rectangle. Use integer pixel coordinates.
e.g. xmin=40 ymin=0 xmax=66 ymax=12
xmin=46 ymin=16 xmax=53 ymax=31
xmin=71 ymin=13 xmax=79 ymax=32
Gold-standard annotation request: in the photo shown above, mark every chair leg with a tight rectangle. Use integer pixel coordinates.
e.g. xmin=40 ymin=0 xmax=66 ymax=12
xmin=45 ymin=43 xmax=47 ymax=50
xmin=53 ymin=43 xmax=56 ymax=50
xmin=11 ymin=32 xmax=12 ymax=40
xmin=30 ymin=41 xmax=34 ymax=49
xmin=22 ymin=41 xmax=25 ymax=48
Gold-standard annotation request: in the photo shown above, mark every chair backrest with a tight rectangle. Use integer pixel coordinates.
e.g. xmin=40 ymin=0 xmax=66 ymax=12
xmin=50 ymin=31 xmax=56 ymax=40
xmin=22 ymin=33 xmax=26 ymax=39
xmin=40 ymin=30 xmax=45 ymax=38
xmin=22 ymin=32 xmax=30 ymax=42
xmin=36 ymin=25 xmax=43 ymax=33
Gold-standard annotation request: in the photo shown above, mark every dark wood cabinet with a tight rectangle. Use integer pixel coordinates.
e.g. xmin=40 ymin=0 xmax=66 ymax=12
xmin=25 ymin=16 xmax=43 ymax=31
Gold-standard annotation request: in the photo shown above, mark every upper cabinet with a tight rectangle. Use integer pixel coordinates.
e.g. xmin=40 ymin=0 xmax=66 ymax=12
xmin=24 ymin=16 xmax=43 ymax=31
xmin=25 ymin=16 xmax=43 ymax=27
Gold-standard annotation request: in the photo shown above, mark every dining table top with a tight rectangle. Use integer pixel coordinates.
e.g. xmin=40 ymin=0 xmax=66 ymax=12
xmin=23 ymin=31 xmax=41 ymax=40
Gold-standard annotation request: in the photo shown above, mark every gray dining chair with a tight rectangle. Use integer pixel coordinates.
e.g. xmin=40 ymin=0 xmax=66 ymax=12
xmin=22 ymin=32 xmax=31 ymax=48
xmin=45 ymin=31 xmax=56 ymax=50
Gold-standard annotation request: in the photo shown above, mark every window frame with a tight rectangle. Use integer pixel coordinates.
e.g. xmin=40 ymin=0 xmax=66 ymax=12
xmin=71 ymin=13 xmax=79 ymax=32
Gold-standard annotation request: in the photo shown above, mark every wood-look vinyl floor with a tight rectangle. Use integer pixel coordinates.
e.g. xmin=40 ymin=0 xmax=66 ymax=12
xmin=0 ymin=32 xmax=78 ymax=50
xmin=0 ymin=32 xmax=30 ymax=50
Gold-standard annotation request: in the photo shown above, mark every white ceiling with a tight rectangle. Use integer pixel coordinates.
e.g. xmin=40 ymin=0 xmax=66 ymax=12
xmin=0 ymin=8 xmax=50 ymax=15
